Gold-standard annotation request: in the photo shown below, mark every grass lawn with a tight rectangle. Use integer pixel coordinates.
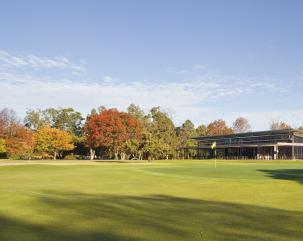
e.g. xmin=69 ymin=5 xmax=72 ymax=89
xmin=0 ymin=159 xmax=302 ymax=241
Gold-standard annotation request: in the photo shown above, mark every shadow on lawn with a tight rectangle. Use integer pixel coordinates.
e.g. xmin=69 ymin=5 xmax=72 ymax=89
xmin=0 ymin=192 xmax=302 ymax=241
xmin=259 ymin=169 xmax=303 ymax=184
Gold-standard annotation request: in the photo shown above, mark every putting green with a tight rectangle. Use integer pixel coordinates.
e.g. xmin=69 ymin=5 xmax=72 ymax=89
xmin=0 ymin=160 xmax=302 ymax=241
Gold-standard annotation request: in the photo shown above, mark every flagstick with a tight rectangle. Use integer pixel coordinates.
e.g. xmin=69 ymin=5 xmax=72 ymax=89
xmin=211 ymin=141 xmax=217 ymax=168
xmin=215 ymin=149 xmax=217 ymax=168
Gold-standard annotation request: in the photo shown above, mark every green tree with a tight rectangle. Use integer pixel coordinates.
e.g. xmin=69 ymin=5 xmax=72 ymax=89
xmin=124 ymin=139 xmax=141 ymax=159
xmin=146 ymin=107 xmax=177 ymax=159
xmin=142 ymin=135 xmax=170 ymax=161
xmin=24 ymin=109 xmax=47 ymax=130
xmin=25 ymin=108 xmax=83 ymax=136
xmin=176 ymin=120 xmax=197 ymax=158
xmin=127 ymin=104 xmax=146 ymax=120
xmin=52 ymin=108 xmax=83 ymax=136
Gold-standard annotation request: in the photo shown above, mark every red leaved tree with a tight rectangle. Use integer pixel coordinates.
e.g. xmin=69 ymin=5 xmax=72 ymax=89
xmin=83 ymin=108 xmax=142 ymax=160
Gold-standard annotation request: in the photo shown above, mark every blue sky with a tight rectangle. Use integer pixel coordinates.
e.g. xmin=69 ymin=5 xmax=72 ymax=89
xmin=0 ymin=0 xmax=303 ymax=130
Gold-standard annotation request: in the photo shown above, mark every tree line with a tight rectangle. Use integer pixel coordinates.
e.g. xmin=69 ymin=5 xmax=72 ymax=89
xmin=0 ymin=105 xmax=293 ymax=160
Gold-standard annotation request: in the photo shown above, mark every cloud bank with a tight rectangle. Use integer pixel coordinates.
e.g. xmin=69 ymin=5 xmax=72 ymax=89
xmin=0 ymin=50 xmax=301 ymax=130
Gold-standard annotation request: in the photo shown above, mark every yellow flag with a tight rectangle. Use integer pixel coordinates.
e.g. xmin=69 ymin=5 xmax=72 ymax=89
xmin=211 ymin=141 xmax=216 ymax=149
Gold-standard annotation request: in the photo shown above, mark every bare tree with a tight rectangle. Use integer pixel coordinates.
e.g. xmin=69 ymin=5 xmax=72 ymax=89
xmin=0 ymin=108 xmax=20 ymax=137
xmin=270 ymin=120 xmax=291 ymax=130
xmin=232 ymin=117 xmax=251 ymax=133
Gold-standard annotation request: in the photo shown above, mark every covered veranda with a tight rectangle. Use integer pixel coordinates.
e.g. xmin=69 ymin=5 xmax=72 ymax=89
xmin=195 ymin=142 xmax=303 ymax=160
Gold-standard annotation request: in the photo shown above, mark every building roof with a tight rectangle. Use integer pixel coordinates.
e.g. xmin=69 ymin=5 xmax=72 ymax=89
xmin=194 ymin=129 xmax=303 ymax=140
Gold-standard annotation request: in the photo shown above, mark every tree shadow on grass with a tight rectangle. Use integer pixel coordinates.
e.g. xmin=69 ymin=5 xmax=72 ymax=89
xmin=0 ymin=192 xmax=302 ymax=241
xmin=258 ymin=169 xmax=303 ymax=185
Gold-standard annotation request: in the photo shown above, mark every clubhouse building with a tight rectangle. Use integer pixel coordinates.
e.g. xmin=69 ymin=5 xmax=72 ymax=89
xmin=193 ymin=129 xmax=303 ymax=160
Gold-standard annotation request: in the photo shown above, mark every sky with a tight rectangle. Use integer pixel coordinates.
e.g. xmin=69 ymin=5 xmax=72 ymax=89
xmin=0 ymin=0 xmax=303 ymax=130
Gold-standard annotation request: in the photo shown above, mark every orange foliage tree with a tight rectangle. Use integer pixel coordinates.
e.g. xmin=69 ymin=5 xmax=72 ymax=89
xmin=206 ymin=119 xmax=233 ymax=136
xmin=0 ymin=108 xmax=36 ymax=159
xmin=5 ymin=126 xmax=36 ymax=159
xmin=83 ymin=108 xmax=143 ymax=160
xmin=35 ymin=127 xmax=74 ymax=159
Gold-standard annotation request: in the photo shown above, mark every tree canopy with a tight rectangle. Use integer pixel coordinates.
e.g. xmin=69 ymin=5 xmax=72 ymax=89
xmin=206 ymin=119 xmax=233 ymax=136
xmin=4 ymin=105 xmax=295 ymax=160
xmin=35 ymin=127 xmax=74 ymax=159
xmin=25 ymin=108 xmax=83 ymax=136
xmin=84 ymin=108 xmax=143 ymax=160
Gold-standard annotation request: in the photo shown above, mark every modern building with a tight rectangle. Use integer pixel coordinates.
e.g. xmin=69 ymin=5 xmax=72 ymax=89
xmin=193 ymin=129 xmax=303 ymax=160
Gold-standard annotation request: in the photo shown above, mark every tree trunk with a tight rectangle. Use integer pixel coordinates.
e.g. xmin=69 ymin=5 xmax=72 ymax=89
xmin=90 ymin=148 xmax=95 ymax=160
xmin=114 ymin=152 xmax=119 ymax=160
xmin=120 ymin=152 xmax=126 ymax=160
xmin=53 ymin=151 xmax=57 ymax=160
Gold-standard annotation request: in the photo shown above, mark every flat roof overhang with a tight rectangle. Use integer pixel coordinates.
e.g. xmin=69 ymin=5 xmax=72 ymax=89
xmin=193 ymin=129 xmax=303 ymax=141
xmin=184 ymin=142 xmax=303 ymax=149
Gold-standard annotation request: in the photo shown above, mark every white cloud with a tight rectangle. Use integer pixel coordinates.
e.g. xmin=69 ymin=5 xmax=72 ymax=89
xmin=0 ymin=50 xmax=85 ymax=71
xmin=0 ymin=70 xmax=282 ymax=128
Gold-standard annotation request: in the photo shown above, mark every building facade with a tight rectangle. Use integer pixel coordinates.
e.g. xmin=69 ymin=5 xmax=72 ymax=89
xmin=194 ymin=129 xmax=303 ymax=160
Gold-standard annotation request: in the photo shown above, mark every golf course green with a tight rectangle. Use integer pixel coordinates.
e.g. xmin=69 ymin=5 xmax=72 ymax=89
xmin=0 ymin=160 xmax=302 ymax=241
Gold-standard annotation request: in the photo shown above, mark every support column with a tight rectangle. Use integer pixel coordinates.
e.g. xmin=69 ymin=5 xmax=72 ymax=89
xmin=273 ymin=145 xmax=278 ymax=160
xmin=291 ymin=136 xmax=295 ymax=160
xmin=291 ymin=146 xmax=295 ymax=160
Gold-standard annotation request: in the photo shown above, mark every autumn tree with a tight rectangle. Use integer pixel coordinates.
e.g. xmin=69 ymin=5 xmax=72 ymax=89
xmin=35 ymin=127 xmax=74 ymax=159
xmin=270 ymin=120 xmax=291 ymax=130
xmin=206 ymin=119 xmax=233 ymax=136
xmin=0 ymin=108 xmax=36 ymax=159
xmin=232 ymin=117 xmax=251 ymax=133
xmin=5 ymin=126 xmax=35 ymax=159
xmin=83 ymin=108 xmax=143 ymax=160
xmin=0 ymin=138 xmax=5 ymax=153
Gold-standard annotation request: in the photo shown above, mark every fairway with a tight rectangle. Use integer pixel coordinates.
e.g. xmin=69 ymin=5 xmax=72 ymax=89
xmin=0 ymin=160 xmax=302 ymax=241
